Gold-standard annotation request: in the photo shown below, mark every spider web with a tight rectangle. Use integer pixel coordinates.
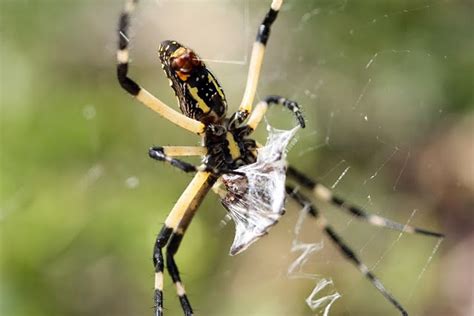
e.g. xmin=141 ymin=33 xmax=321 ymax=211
xmin=272 ymin=1 xmax=446 ymax=315
xmin=86 ymin=1 xmax=446 ymax=315
xmin=1 ymin=1 xmax=462 ymax=316
xmin=198 ymin=1 xmax=447 ymax=315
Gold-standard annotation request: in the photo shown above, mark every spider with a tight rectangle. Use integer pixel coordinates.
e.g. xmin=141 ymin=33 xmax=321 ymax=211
xmin=116 ymin=1 xmax=443 ymax=315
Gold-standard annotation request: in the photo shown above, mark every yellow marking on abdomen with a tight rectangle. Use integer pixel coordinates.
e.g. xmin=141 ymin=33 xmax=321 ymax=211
xmin=188 ymin=86 xmax=211 ymax=113
xmin=208 ymin=73 xmax=225 ymax=100
xmin=177 ymin=72 xmax=190 ymax=81
xmin=226 ymin=132 xmax=241 ymax=160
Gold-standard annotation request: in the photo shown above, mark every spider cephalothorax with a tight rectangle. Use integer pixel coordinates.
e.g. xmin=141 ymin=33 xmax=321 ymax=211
xmin=202 ymin=121 xmax=258 ymax=172
xmin=116 ymin=1 xmax=443 ymax=315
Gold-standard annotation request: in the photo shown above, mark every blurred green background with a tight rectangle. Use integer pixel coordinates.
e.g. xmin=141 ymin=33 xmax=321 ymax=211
xmin=1 ymin=1 xmax=473 ymax=315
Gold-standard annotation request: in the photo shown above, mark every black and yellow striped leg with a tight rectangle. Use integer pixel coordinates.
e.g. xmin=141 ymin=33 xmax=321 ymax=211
xmin=286 ymin=185 xmax=409 ymax=316
xmin=148 ymin=146 xmax=206 ymax=173
xmin=235 ymin=0 xmax=284 ymax=123
xmin=166 ymin=233 xmax=192 ymax=315
xmin=148 ymin=146 xmax=242 ymax=176
xmin=153 ymin=226 xmax=173 ymax=316
xmin=152 ymin=172 xmax=217 ymax=316
xmin=152 ymin=229 xmax=199 ymax=316
xmin=288 ymin=166 xmax=444 ymax=238
xmin=241 ymin=95 xmax=305 ymax=133
xmin=117 ymin=0 xmax=205 ymax=135
xmin=166 ymin=172 xmax=217 ymax=315
xmin=117 ymin=0 xmax=139 ymax=95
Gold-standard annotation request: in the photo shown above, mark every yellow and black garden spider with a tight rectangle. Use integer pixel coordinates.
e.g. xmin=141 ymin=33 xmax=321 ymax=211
xmin=116 ymin=1 xmax=443 ymax=315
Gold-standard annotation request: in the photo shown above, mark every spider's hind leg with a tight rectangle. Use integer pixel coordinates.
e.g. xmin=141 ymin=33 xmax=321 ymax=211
xmin=116 ymin=0 xmax=205 ymax=135
xmin=285 ymin=185 xmax=409 ymax=316
xmin=236 ymin=0 xmax=284 ymax=122
xmin=287 ymin=166 xmax=444 ymax=238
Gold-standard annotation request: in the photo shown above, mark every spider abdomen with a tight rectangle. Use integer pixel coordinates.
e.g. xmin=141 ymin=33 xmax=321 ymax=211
xmin=158 ymin=40 xmax=228 ymax=124
xmin=183 ymin=69 xmax=227 ymax=124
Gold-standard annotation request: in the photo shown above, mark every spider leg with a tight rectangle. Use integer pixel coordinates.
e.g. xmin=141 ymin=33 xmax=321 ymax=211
xmin=285 ymin=185 xmax=409 ymax=316
xmin=148 ymin=146 xmax=207 ymax=173
xmin=117 ymin=0 xmax=205 ymax=135
xmin=148 ymin=146 xmax=241 ymax=175
xmin=241 ymin=95 xmax=305 ymax=134
xmin=166 ymin=193 xmax=205 ymax=316
xmin=153 ymin=226 xmax=172 ymax=316
xmin=166 ymin=232 xmax=193 ymax=315
xmin=234 ymin=0 xmax=284 ymax=124
xmin=287 ymin=166 xmax=444 ymax=238
xmin=153 ymin=146 xmax=207 ymax=157
xmin=152 ymin=172 xmax=217 ymax=316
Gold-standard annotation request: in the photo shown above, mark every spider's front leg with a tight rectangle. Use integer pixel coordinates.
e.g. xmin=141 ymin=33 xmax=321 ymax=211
xmin=165 ymin=227 xmax=193 ymax=314
xmin=287 ymin=166 xmax=444 ymax=237
xmin=152 ymin=226 xmax=172 ymax=316
xmin=152 ymin=172 xmax=217 ymax=316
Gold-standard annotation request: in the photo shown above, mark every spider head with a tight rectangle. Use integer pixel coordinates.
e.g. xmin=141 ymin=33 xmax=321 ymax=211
xmin=158 ymin=40 xmax=228 ymax=124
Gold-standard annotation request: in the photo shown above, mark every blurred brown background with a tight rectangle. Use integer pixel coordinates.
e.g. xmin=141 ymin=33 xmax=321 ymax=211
xmin=1 ymin=1 xmax=473 ymax=315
